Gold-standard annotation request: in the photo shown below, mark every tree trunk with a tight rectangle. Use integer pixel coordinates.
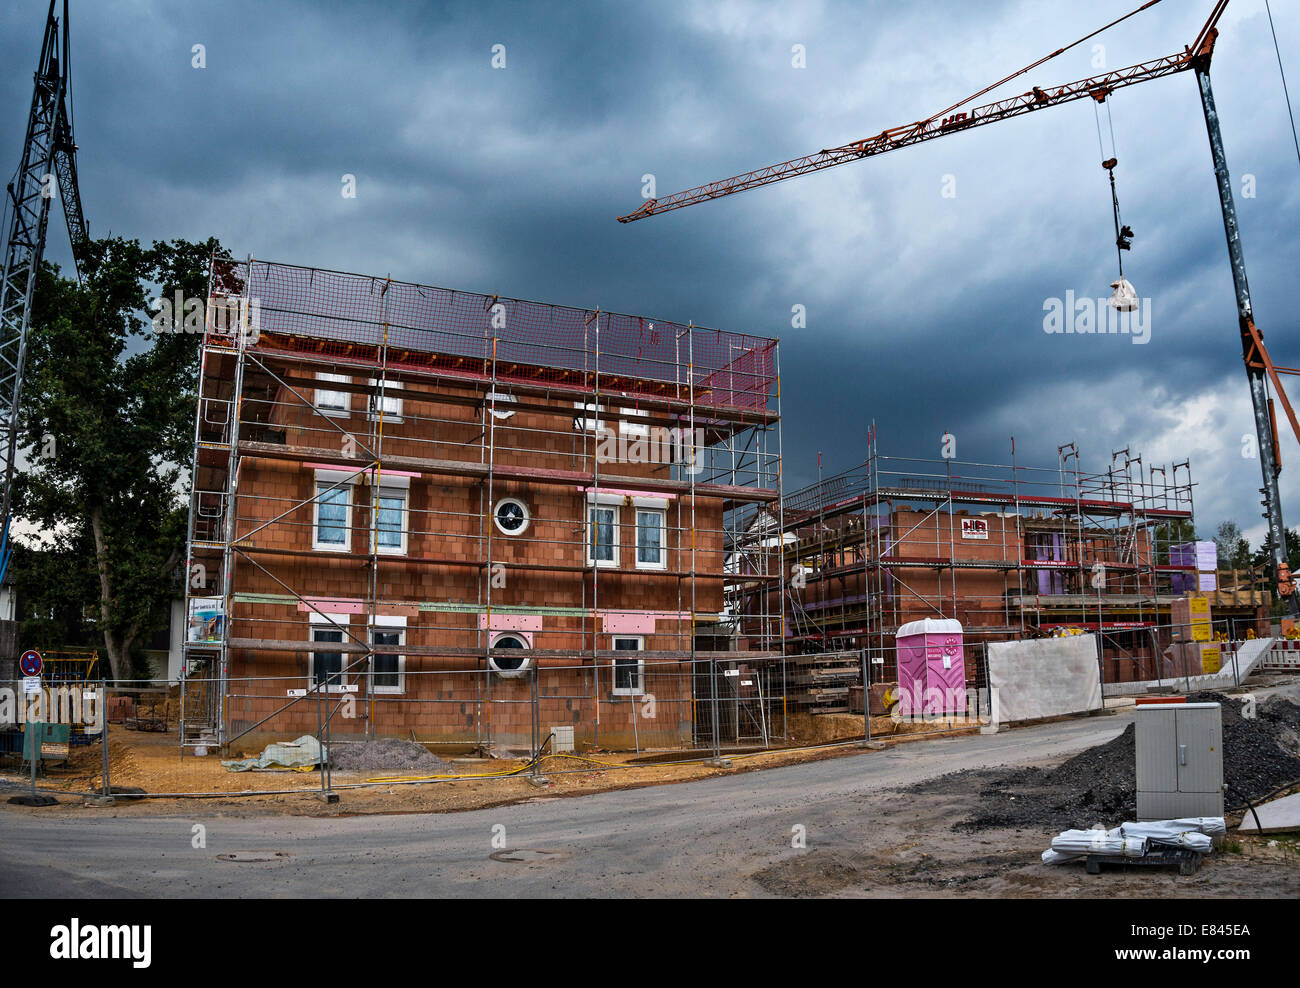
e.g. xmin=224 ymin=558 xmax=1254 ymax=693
xmin=90 ymin=505 xmax=129 ymax=681
xmin=91 ymin=502 xmax=182 ymax=681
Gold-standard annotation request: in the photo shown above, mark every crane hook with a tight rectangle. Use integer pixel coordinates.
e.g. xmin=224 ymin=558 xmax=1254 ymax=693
xmin=1103 ymin=158 xmax=1139 ymax=311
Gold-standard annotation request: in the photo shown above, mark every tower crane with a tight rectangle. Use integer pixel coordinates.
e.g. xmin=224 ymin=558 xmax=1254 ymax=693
xmin=619 ymin=0 xmax=1300 ymax=613
xmin=0 ymin=0 xmax=88 ymax=582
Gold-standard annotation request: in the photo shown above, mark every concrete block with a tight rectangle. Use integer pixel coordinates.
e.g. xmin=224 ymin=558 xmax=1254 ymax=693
xmin=1237 ymin=792 xmax=1300 ymax=834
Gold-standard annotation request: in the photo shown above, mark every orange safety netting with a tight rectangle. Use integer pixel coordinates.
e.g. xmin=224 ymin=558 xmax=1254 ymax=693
xmin=209 ymin=258 xmax=777 ymax=413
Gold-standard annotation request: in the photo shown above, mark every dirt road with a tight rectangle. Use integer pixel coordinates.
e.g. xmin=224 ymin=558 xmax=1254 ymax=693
xmin=4 ymin=705 xmax=1295 ymax=897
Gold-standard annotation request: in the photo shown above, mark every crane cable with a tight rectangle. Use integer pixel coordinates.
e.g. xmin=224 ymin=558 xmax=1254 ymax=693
xmin=1094 ymin=96 xmax=1135 ymax=293
xmin=1264 ymin=0 xmax=1300 ymax=171
xmin=935 ymin=0 xmax=1166 ymax=121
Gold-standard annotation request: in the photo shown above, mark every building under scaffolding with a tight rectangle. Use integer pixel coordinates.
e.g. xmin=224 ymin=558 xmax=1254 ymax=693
xmin=181 ymin=258 xmax=784 ymax=753
xmin=747 ymin=435 xmax=1271 ymax=711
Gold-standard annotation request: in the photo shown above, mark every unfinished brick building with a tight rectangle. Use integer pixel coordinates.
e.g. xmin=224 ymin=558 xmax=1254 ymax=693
xmin=750 ymin=437 xmax=1270 ymax=712
xmin=182 ymin=259 xmax=782 ymax=753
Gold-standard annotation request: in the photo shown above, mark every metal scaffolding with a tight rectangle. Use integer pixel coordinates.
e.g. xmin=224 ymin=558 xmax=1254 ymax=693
xmin=180 ymin=257 xmax=783 ymax=753
xmin=745 ymin=431 xmax=1270 ymax=708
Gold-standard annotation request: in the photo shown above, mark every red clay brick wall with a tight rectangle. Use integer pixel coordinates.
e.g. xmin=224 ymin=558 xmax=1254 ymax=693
xmin=223 ymin=356 xmax=735 ymax=747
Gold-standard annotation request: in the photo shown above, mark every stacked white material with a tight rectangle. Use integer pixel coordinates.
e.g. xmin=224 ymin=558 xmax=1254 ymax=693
xmin=1193 ymin=541 xmax=1218 ymax=591
xmin=1171 ymin=540 xmax=1218 ymax=592
xmin=1165 ymin=817 xmax=1226 ymax=837
xmin=1041 ymin=817 xmax=1223 ymax=865
xmin=1051 ymin=830 xmax=1148 ymax=857
xmin=1120 ymin=822 xmax=1213 ymax=854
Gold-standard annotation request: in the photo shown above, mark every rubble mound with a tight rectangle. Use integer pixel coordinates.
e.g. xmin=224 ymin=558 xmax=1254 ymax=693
xmin=328 ymin=737 xmax=450 ymax=774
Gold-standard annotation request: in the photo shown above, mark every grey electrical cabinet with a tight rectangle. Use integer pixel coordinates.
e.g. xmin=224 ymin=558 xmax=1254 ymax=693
xmin=1136 ymin=702 xmax=1224 ymax=820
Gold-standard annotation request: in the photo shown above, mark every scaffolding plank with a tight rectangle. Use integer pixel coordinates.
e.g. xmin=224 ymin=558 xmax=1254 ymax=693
xmin=237 ymin=440 xmax=778 ymax=502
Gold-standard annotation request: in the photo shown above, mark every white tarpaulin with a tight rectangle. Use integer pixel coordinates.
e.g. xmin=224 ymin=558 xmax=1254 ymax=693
xmin=222 ymin=735 xmax=325 ymax=773
xmin=1042 ymin=818 xmax=1222 ymax=864
xmin=1051 ymin=830 xmax=1148 ymax=857
xmin=987 ymin=635 xmax=1102 ymax=724
xmin=1120 ymin=822 xmax=1213 ymax=854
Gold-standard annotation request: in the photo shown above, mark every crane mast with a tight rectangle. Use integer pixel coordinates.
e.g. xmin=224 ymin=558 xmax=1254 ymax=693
xmin=0 ymin=0 xmax=87 ymax=581
xmin=1194 ymin=42 xmax=1295 ymax=603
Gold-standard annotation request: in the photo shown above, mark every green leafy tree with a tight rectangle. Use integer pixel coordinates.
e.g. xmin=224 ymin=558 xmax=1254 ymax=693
xmin=1249 ymin=526 xmax=1300 ymax=570
xmin=7 ymin=539 xmax=98 ymax=650
xmin=1213 ymin=520 xmax=1253 ymax=569
xmin=13 ymin=237 xmax=229 ymax=679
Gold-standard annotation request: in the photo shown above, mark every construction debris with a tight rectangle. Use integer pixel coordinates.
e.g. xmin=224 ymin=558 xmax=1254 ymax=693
xmin=1042 ymin=818 xmax=1221 ymax=874
xmin=222 ymin=735 xmax=323 ymax=773
xmin=947 ymin=692 xmax=1300 ymax=832
xmin=327 ymin=738 xmax=450 ymax=775
xmin=1236 ymin=791 xmax=1300 ymax=834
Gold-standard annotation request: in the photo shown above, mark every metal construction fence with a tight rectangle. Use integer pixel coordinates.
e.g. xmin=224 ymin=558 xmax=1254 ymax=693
xmin=1092 ymin=616 xmax=1266 ymax=698
xmin=15 ymin=627 xmax=1264 ymax=802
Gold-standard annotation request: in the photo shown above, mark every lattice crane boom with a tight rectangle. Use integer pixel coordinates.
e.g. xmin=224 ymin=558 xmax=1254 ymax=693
xmin=618 ymin=49 xmax=1202 ymax=224
xmin=617 ymin=1 xmax=1230 ymax=224
xmin=0 ymin=0 xmax=86 ymax=581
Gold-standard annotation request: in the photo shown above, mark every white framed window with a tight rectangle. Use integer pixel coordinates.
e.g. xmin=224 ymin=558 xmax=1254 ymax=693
xmin=612 ymin=636 xmax=645 ymax=695
xmin=372 ymin=485 xmax=408 ymax=555
xmin=314 ymin=372 xmax=351 ymax=417
xmin=619 ymin=406 xmax=650 ymax=439
xmin=371 ymin=615 xmax=406 ymax=694
xmin=573 ymin=400 xmax=607 ymax=433
xmin=494 ymin=497 xmax=530 ymax=536
xmin=367 ymin=378 xmax=403 ymax=422
xmin=313 ymin=471 xmax=354 ymax=552
xmin=587 ymin=503 xmax=619 ymax=567
xmin=309 ymin=612 xmax=352 ymax=690
xmin=635 ymin=508 xmax=666 ymax=570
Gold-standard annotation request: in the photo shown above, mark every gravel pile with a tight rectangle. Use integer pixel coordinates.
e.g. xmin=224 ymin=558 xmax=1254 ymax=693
xmin=328 ymin=738 xmax=450 ymax=774
xmin=949 ymin=691 xmax=1300 ymax=833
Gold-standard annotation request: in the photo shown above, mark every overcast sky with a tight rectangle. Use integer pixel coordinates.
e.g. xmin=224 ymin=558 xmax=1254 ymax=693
xmin=3 ymin=0 xmax=1298 ymax=546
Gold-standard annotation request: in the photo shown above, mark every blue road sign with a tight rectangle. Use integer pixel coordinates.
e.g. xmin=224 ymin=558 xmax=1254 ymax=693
xmin=19 ymin=650 xmax=41 ymax=677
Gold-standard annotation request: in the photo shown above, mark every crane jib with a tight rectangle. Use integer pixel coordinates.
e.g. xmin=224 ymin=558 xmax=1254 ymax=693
xmin=617 ymin=51 xmax=1198 ymax=224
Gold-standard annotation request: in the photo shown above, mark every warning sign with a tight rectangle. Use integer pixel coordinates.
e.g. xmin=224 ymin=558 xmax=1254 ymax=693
xmin=1201 ymin=645 xmax=1222 ymax=674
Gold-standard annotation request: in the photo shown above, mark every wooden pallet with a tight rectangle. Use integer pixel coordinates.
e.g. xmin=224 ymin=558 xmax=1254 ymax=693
xmin=1085 ymin=849 xmax=1201 ymax=876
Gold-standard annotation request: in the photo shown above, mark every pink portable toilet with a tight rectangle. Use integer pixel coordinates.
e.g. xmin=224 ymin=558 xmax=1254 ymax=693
xmin=895 ymin=618 xmax=966 ymax=716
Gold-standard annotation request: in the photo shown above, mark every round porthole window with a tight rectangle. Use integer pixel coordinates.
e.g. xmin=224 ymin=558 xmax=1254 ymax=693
xmin=493 ymin=498 xmax=530 ymax=535
xmin=489 ymin=634 xmax=529 ymax=677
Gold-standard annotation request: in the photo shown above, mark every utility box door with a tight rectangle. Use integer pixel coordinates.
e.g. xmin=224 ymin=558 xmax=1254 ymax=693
xmin=1175 ymin=705 xmax=1223 ymax=794
xmin=1136 ymin=702 xmax=1224 ymax=820
xmin=1136 ymin=707 xmax=1178 ymax=793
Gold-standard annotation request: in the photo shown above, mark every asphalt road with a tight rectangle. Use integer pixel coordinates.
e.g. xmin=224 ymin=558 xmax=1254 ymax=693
xmin=0 ymin=712 xmax=1130 ymax=898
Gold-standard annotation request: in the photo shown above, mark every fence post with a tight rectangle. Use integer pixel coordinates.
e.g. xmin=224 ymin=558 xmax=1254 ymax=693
xmin=314 ymin=674 xmax=336 ymax=803
xmin=316 ymin=676 xmax=326 ymax=800
xmin=530 ymin=661 xmax=539 ymax=780
xmin=101 ymin=683 xmax=110 ymax=798
xmin=710 ymin=656 xmax=721 ymax=761
xmin=861 ymin=649 xmax=870 ymax=742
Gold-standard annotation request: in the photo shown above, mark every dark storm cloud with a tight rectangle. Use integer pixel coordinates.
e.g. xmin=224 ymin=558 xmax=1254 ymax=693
xmin=1 ymin=0 xmax=1297 ymax=541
